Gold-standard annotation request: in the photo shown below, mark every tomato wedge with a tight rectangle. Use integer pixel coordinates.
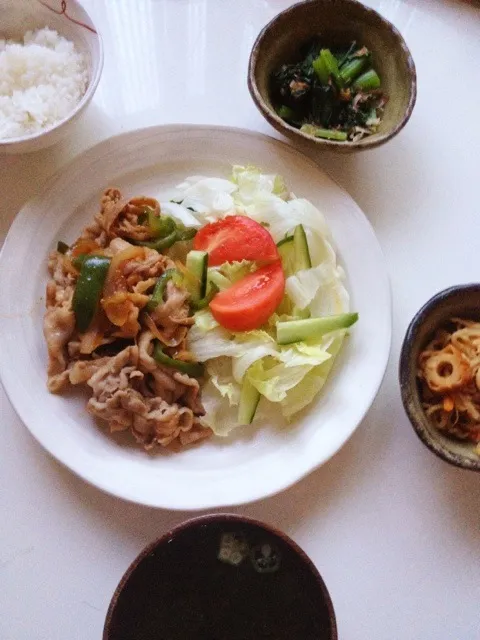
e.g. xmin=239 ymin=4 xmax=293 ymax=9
xmin=193 ymin=215 xmax=279 ymax=266
xmin=210 ymin=261 xmax=285 ymax=332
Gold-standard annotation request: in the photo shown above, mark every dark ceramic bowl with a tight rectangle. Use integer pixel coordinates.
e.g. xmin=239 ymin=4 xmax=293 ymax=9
xmin=104 ymin=514 xmax=337 ymax=640
xmin=399 ymin=284 xmax=480 ymax=471
xmin=248 ymin=0 xmax=417 ymax=152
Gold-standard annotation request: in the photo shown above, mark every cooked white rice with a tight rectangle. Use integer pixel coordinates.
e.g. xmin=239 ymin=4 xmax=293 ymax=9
xmin=0 ymin=28 xmax=88 ymax=140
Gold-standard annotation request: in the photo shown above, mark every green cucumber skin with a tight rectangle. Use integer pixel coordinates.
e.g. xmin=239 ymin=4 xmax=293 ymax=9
xmin=186 ymin=250 xmax=208 ymax=300
xmin=277 ymin=313 xmax=359 ymax=345
xmin=276 ymin=235 xmax=294 ymax=249
xmin=277 ymin=236 xmax=295 ymax=276
xmin=238 ymin=378 xmax=261 ymax=425
xmin=293 ymin=224 xmax=312 ymax=271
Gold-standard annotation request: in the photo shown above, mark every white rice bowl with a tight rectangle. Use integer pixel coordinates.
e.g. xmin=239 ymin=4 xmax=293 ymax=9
xmin=0 ymin=28 xmax=88 ymax=140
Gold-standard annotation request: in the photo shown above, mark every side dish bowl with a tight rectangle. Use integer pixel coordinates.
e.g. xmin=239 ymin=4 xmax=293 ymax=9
xmin=0 ymin=0 xmax=103 ymax=154
xmin=399 ymin=284 xmax=480 ymax=471
xmin=248 ymin=0 xmax=417 ymax=152
xmin=103 ymin=514 xmax=338 ymax=640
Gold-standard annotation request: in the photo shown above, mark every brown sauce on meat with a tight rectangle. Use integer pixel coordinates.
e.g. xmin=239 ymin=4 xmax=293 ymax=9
xmin=106 ymin=520 xmax=334 ymax=640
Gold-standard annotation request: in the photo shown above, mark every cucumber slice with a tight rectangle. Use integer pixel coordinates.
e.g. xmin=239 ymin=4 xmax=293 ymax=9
xmin=277 ymin=313 xmax=359 ymax=345
xmin=238 ymin=377 xmax=261 ymax=425
xmin=277 ymin=235 xmax=295 ymax=276
xmin=186 ymin=250 xmax=208 ymax=301
xmin=293 ymin=224 xmax=312 ymax=271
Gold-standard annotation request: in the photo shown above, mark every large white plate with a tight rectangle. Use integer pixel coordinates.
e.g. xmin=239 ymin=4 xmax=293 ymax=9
xmin=0 ymin=125 xmax=391 ymax=510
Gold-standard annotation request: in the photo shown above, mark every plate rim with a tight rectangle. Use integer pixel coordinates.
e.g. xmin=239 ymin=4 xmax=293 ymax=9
xmin=0 ymin=124 xmax=392 ymax=509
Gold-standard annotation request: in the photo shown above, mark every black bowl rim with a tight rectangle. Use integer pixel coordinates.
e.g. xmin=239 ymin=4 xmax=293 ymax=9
xmin=103 ymin=513 xmax=338 ymax=639
xmin=399 ymin=283 xmax=480 ymax=472
xmin=247 ymin=0 xmax=417 ymax=151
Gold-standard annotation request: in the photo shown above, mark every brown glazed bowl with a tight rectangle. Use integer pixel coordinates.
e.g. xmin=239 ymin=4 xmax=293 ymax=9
xmin=104 ymin=514 xmax=338 ymax=640
xmin=399 ymin=284 xmax=480 ymax=472
xmin=248 ymin=0 xmax=417 ymax=152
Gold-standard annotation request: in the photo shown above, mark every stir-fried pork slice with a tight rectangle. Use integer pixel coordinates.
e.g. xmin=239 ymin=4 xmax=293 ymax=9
xmin=86 ymin=345 xmax=210 ymax=448
xmin=138 ymin=331 xmax=205 ymax=414
xmin=44 ymin=259 xmax=77 ymax=392
xmin=44 ymin=303 xmax=76 ymax=392
xmin=86 ymin=346 xmax=144 ymax=431
xmin=80 ymin=189 xmax=161 ymax=245
xmin=147 ymin=280 xmax=193 ymax=346
xmin=44 ymin=187 xmax=208 ymax=450
xmin=68 ymin=357 xmax=112 ymax=385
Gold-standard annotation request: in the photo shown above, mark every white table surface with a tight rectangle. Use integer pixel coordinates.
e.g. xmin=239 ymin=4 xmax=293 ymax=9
xmin=1 ymin=0 xmax=480 ymax=638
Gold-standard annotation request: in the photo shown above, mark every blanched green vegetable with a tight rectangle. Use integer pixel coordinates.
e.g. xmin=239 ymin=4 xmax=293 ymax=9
xmin=272 ymin=39 xmax=386 ymax=142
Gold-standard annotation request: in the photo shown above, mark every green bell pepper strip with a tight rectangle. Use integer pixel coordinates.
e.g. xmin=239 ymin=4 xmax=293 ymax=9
xmin=146 ymin=269 xmax=177 ymax=313
xmin=72 ymin=254 xmax=88 ymax=270
xmin=138 ymin=226 xmax=197 ymax=251
xmin=139 ymin=229 xmax=179 ymax=251
xmin=190 ymin=283 xmax=220 ymax=311
xmin=153 ymin=342 xmax=204 ymax=377
xmin=72 ymin=255 xmax=111 ymax=332
xmin=147 ymin=208 xmax=176 ymax=238
xmin=175 ymin=227 xmax=197 ymax=241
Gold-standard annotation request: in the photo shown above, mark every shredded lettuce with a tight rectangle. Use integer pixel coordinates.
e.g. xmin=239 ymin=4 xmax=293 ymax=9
xmin=174 ymin=177 xmax=237 ymax=216
xmin=246 ymin=359 xmax=313 ymax=402
xmin=214 ymin=259 xmax=256 ymax=284
xmin=160 ymin=201 xmax=202 ymax=228
xmin=181 ymin=165 xmax=353 ymax=436
xmin=286 ymin=263 xmax=349 ymax=312
xmin=281 ymin=333 xmax=345 ymax=418
xmin=193 ymin=309 xmax=219 ymax=332
xmin=206 ymin=358 xmax=241 ymax=406
xmin=231 ymin=331 xmax=279 ymax=382
xmin=231 ymin=165 xmax=289 ymax=205
xmin=278 ymin=342 xmax=332 ymax=368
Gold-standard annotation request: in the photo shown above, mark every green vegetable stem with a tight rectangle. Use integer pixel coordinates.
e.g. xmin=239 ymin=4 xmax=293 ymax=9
xmin=354 ymin=69 xmax=381 ymax=91
xmin=313 ymin=49 xmax=342 ymax=86
xmin=339 ymin=56 xmax=369 ymax=84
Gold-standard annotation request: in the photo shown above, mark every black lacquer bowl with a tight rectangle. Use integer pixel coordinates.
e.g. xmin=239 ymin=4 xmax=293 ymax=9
xmin=104 ymin=514 xmax=338 ymax=640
